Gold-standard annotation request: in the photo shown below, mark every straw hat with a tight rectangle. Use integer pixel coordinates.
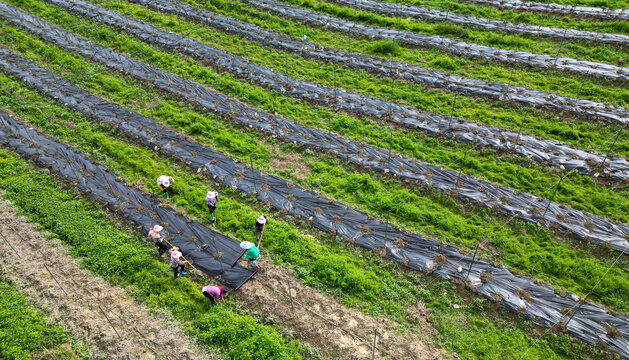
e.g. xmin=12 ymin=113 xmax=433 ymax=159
xmin=240 ymin=241 xmax=254 ymax=250
xmin=170 ymin=251 xmax=182 ymax=260
xmin=152 ymin=225 xmax=163 ymax=232
xmin=257 ymin=216 xmax=267 ymax=224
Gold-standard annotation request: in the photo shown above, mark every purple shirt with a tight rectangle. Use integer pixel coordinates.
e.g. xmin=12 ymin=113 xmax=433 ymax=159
xmin=202 ymin=286 xmax=223 ymax=301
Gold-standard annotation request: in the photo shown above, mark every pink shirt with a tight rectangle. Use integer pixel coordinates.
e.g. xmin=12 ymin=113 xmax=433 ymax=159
xmin=202 ymin=286 xmax=223 ymax=301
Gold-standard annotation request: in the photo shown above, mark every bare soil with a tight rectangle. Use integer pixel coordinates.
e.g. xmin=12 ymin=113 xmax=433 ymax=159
xmin=0 ymin=197 xmax=222 ymax=360
xmin=233 ymin=256 xmax=444 ymax=360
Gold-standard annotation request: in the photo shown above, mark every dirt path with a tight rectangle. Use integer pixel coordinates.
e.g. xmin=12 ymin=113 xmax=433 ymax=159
xmin=233 ymin=256 xmax=443 ymax=360
xmin=0 ymin=197 xmax=222 ymax=360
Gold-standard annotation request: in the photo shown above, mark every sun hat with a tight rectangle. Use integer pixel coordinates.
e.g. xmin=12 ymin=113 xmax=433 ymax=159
xmin=257 ymin=215 xmax=267 ymax=224
xmin=206 ymin=191 xmax=216 ymax=199
xmin=162 ymin=179 xmax=170 ymax=187
xmin=170 ymin=251 xmax=182 ymax=260
xmin=240 ymin=241 xmax=254 ymax=250
xmin=152 ymin=224 xmax=164 ymax=232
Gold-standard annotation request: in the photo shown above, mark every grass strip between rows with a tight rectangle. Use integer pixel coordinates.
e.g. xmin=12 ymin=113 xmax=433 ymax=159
xmin=1 ymin=18 xmax=628 ymax=314
xmin=2 ymin=2 xmax=629 ymax=230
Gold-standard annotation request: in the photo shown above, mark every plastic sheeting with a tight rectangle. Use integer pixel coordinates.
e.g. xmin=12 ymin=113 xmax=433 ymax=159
xmin=1 ymin=46 xmax=628 ymax=358
xmin=467 ymin=0 xmax=629 ymax=21
xmin=44 ymin=0 xmax=629 ymax=182
xmin=239 ymin=0 xmax=629 ymax=80
xmin=133 ymin=0 xmax=629 ymax=124
xmin=327 ymin=0 xmax=629 ymax=45
xmin=0 ymin=110 xmax=253 ymax=290
xmin=1 ymin=3 xmax=627 ymax=255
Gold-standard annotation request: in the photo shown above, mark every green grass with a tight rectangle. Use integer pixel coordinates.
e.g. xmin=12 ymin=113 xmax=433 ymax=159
xmin=0 ymin=277 xmax=86 ymax=360
xmin=3 ymin=2 xmax=629 ymax=230
xmin=271 ymin=0 xmax=629 ymax=66
xmin=372 ymin=0 xmax=629 ymax=35
xmin=2 ymin=4 xmax=629 ymax=309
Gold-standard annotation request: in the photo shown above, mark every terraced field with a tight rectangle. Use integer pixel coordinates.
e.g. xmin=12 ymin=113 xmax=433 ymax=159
xmin=0 ymin=0 xmax=626 ymax=358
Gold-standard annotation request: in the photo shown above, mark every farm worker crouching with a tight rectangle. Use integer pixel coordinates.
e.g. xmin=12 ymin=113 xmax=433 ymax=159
xmin=169 ymin=247 xmax=187 ymax=278
xmin=156 ymin=175 xmax=174 ymax=199
xmin=206 ymin=190 xmax=218 ymax=224
xmin=254 ymin=215 xmax=266 ymax=243
xmin=240 ymin=241 xmax=260 ymax=270
xmin=149 ymin=224 xmax=168 ymax=257
xmin=202 ymin=285 xmax=226 ymax=305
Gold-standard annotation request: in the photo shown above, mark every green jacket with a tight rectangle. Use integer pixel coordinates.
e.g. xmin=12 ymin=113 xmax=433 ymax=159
xmin=243 ymin=245 xmax=260 ymax=260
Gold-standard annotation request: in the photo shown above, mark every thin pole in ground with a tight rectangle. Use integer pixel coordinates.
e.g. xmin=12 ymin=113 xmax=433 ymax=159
xmin=371 ymin=328 xmax=378 ymax=360
xmin=288 ymin=280 xmax=295 ymax=317
xmin=541 ymin=173 xmax=567 ymax=222
xmin=465 ymin=241 xmax=481 ymax=282
xmin=446 ymin=94 xmax=458 ymax=130
xmin=599 ymin=125 xmax=623 ymax=171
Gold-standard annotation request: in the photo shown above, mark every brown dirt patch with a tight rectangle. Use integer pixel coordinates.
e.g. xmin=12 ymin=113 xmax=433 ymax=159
xmin=0 ymin=197 xmax=222 ymax=360
xmin=233 ymin=257 xmax=444 ymax=360
xmin=268 ymin=145 xmax=311 ymax=180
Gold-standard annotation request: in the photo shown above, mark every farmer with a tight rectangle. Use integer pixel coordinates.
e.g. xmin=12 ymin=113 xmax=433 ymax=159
xmin=201 ymin=285 xmax=226 ymax=305
xmin=206 ymin=190 xmax=218 ymax=224
xmin=169 ymin=247 xmax=187 ymax=278
xmin=254 ymin=215 xmax=266 ymax=243
xmin=156 ymin=175 xmax=175 ymax=199
xmin=240 ymin=241 xmax=260 ymax=270
xmin=148 ymin=224 xmax=168 ymax=257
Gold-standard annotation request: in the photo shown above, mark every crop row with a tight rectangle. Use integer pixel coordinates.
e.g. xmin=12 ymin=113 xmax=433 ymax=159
xmin=132 ymin=0 xmax=629 ymax=124
xmin=2 ymin=48 xmax=629 ymax=359
xmin=239 ymin=0 xmax=629 ymax=80
xmin=466 ymin=0 xmax=629 ymax=20
xmin=326 ymin=0 xmax=629 ymax=45
xmin=0 ymin=110 xmax=306 ymax=359
xmin=45 ymin=0 xmax=629 ymax=184
xmin=3 ymin=3 xmax=628 ymax=254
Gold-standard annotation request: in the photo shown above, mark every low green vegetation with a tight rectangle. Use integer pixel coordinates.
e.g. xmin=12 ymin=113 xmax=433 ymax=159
xmin=271 ymin=0 xmax=629 ymax=66
xmin=2 ymin=6 xmax=629 ymax=231
xmin=377 ymin=0 xmax=629 ymax=35
xmin=0 ymin=278 xmax=87 ymax=360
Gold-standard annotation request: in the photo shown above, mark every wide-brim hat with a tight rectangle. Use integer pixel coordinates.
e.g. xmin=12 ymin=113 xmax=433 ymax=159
xmin=240 ymin=241 xmax=254 ymax=250
xmin=257 ymin=216 xmax=266 ymax=224
xmin=170 ymin=251 xmax=182 ymax=260
xmin=207 ymin=191 xmax=216 ymax=199
xmin=162 ymin=179 xmax=170 ymax=187
xmin=153 ymin=225 xmax=163 ymax=232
